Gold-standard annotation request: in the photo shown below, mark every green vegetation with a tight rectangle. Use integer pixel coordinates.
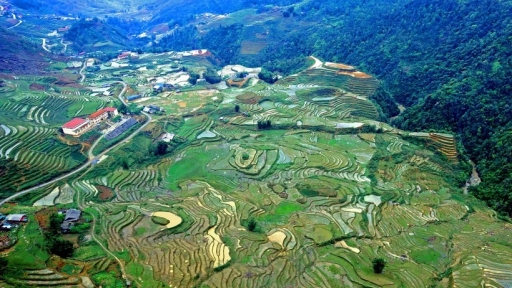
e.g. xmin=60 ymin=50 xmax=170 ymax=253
xmin=64 ymin=18 xmax=130 ymax=53
xmin=2 ymin=24 xmax=512 ymax=286
xmin=91 ymin=271 xmax=125 ymax=288
xmin=148 ymin=0 xmax=512 ymax=218
xmin=151 ymin=215 xmax=170 ymax=226
xmin=372 ymin=258 xmax=386 ymax=274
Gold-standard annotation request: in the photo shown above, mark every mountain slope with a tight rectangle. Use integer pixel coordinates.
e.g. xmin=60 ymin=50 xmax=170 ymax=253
xmin=64 ymin=18 xmax=131 ymax=53
xmin=0 ymin=27 xmax=49 ymax=73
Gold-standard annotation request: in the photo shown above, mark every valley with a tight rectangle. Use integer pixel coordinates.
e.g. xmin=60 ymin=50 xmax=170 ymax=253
xmin=0 ymin=49 xmax=511 ymax=287
xmin=0 ymin=0 xmax=512 ymax=286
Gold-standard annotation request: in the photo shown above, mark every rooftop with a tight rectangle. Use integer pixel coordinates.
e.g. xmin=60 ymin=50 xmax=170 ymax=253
xmin=62 ymin=118 xmax=87 ymax=129
xmin=6 ymin=214 xmax=27 ymax=222
xmin=88 ymin=107 xmax=117 ymax=119
xmin=64 ymin=209 xmax=81 ymax=222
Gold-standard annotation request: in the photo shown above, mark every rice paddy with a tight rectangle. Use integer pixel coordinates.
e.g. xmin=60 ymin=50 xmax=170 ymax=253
xmin=2 ymin=54 xmax=512 ymax=287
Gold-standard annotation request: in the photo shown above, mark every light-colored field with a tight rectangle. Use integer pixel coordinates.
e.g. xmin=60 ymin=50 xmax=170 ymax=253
xmin=152 ymin=211 xmax=182 ymax=228
xmin=267 ymin=230 xmax=286 ymax=247
xmin=33 ymin=187 xmax=59 ymax=206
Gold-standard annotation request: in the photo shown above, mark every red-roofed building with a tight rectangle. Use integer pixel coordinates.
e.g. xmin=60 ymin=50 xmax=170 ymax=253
xmin=87 ymin=107 xmax=118 ymax=124
xmin=62 ymin=118 xmax=91 ymax=136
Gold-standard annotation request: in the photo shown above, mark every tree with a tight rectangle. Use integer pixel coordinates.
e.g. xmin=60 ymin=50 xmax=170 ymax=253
xmin=49 ymin=213 xmax=64 ymax=234
xmin=155 ymin=141 xmax=168 ymax=156
xmin=247 ymin=218 xmax=257 ymax=232
xmin=257 ymin=120 xmax=272 ymax=130
xmin=204 ymin=69 xmax=222 ymax=84
xmin=235 ymin=104 xmax=240 ymax=113
xmin=51 ymin=238 xmax=74 ymax=258
xmin=258 ymin=69 xmax=277 ymax=84
xmin=372 ymin=258 xmax=386 ymax=274
xmin=188 ymin=72 xmax=199 ymax=85
xmin=0 ymin=257 xmax=8 ymax=276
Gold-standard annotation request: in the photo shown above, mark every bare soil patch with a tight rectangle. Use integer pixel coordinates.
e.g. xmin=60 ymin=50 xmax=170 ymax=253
xmin=35 ymin=206 xmax=59 ymax=229
xmin=227 ymin=78 xmax=249 ymax=88
xmin=150 ymin=23 xmax=170 ymax=34
xmin=29 ymin=83 xmax=46 ymax=90
xmin=96 ymin=185 xmax=114 ymax=201
xmin=338 ymin=71 xmax=372 ymax=79
xmin=236 ymin=92 xmax=261 ymax=104
xmin=325 ymin=62 xmax=355 ymax=70
xmin=241 ymin=41 xmax=268 ymax=55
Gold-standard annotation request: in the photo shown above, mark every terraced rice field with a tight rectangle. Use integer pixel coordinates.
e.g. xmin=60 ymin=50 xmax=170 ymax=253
xmin=0 ymin=124 xmax=85 ymax=193
xmin=4 ymin=55 xmax=512 ymax=288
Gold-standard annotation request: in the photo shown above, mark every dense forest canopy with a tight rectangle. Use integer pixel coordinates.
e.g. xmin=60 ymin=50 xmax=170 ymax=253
xmin=153 ymin=0 xmax=512 ymax=216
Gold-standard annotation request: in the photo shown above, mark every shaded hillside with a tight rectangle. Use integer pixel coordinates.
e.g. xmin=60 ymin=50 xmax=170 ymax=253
xmin=64 ymin=18 xmax=131 ymax=52
xmin=147 ymin=0 xmax=299 ymax=25
xmin=0 ymin=28 xmax=49 ymax=73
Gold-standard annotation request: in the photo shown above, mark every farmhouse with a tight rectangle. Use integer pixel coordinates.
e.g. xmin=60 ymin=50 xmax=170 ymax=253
xmin=62 ymin=118 xmax=91 ymax=136
xmin=127 ymin=94 xmax=141 ymax=101
xmin=87 ymin=107 xmax=118 ymax=124
xmin=5 ymin=214 xmax=28 ymax=223
xmin=61 ymin=209 xmax=81 ymax=233
xmin=161 ymin=132 xmax=175 ymax=142
xmin=64 ymin=209 xmax=81 ymax=222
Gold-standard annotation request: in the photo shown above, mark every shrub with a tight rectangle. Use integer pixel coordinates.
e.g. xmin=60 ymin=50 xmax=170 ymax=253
xmin=372 ymin=258 xmax=386 ymax=274
xmin=50 ymin=238 xmax=74 ymax=258
xmin=151 ymin=216 xmax=170 ymax=226
xmin=70 ymin=223 xmax=91 ymax=234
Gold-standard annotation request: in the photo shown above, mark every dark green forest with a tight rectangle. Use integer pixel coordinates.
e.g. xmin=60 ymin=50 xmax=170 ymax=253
xmin=153 ymin=0 xmax=512 ymax=217
xmin=63 ymin=18 xmax=130 ymax=52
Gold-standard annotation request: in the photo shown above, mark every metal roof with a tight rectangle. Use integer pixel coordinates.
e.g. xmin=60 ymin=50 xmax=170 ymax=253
xmin=64 ymin=209 xmax=81 ymax=222
xmin=6 ymin=214 xmax=27 ymax=221
xmin=62 ymin=118 xmax=87 ymax=129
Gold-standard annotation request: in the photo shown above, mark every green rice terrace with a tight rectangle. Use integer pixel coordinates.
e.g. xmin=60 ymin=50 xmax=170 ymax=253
xmin=1 ymin=54 xmax=512 ymax=288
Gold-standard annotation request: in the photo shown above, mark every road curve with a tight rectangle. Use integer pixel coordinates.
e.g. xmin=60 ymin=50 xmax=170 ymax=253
xmin=0 ymin=82 xmax=152 ymax=207
xmin=79 ymin=61 xmax=86 ymax=83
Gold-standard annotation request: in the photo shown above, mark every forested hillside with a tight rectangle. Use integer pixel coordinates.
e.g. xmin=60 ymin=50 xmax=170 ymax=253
xmin=0 ymin=28 xmax=49 ymax=73
xmin=64 ymin=18 xmax=131 ymax=52
xmin=153 ymin=0 xmax=512 ymax=217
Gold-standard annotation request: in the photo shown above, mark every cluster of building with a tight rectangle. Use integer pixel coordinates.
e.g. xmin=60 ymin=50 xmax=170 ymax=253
xmin=62 ymin=107 xmax=118 ymax=136
xmin=142 ymin=104 xmax=163 ymax=114
xmin=117 ymin=51 xmax=139 ymax=60
xmin=0 ymin=213 xmax=28 ymax=230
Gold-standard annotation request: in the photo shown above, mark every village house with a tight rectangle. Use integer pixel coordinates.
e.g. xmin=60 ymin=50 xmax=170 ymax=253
xmin=61 ymin=209 xmax=81 ymax=233
xmin=127 ymin=94 xmax=141 ymax=101
xmin=5 ymin=214 xmax=28 ymax=223
xmin=161 ymin=132 xmax=175 ymax=142
xmin=64 ymin=209 xmax=81 ymax=222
